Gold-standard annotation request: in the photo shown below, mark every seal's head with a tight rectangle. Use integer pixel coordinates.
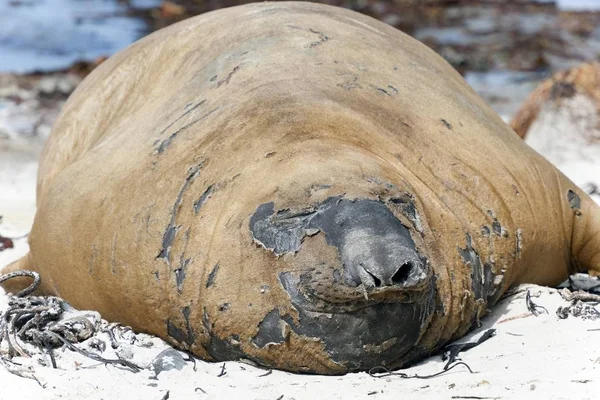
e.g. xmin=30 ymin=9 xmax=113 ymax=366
xmin=251 ymin=197 xmax=435 ymax=371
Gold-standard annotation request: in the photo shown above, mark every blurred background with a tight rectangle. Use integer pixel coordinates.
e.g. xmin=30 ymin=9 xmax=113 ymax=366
xmin=1 ymin=0 xmax=600 ymax=259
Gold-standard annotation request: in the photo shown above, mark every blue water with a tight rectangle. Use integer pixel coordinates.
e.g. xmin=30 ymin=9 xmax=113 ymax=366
xmin=0 ymin=0 xmax=161 ymax=73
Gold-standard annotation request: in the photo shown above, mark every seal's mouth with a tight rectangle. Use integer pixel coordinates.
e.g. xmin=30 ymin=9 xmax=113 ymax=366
xmin=279 ymin=263 xmax=433 ymax=314
xmin=278 ymin=269 xmax=436 ymax=371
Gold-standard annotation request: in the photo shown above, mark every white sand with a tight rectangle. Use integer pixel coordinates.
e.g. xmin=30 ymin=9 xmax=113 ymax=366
xmin=0 ymin=284 xmax=598 ymax=400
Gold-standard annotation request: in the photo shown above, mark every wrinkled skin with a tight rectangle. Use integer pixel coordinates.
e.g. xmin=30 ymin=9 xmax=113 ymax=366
xmin=3 ymin=2 xmax=600 ymax=374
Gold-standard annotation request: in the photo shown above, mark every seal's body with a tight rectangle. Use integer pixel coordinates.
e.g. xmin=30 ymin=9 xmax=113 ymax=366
xmin=3 ymin=2 xmax=600 ymax=374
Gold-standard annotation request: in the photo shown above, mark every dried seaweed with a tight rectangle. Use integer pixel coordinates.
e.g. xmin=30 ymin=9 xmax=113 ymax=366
xmin=0 ymin=270 xmax=141 ymax=380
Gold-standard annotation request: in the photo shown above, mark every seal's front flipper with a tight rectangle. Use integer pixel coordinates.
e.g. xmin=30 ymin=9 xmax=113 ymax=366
xmin=571 ymin=191 xmax=600 ymax=278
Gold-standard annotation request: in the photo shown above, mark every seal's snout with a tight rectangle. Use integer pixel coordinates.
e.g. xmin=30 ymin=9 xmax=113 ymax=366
xmin=342 ymin=231 xmax=427 ymax=291
xmin=321 ymin=199 xmax=427 ymax=292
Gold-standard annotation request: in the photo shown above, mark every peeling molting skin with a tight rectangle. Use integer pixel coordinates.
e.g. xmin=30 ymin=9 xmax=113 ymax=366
xmin=308 ymin=183 xmax=332 ymax=195
xmin=252 ymin=308 xmax=287 ymax=348
xmin=216 ymin=64 xmax=243 ymax=88
xmin=194 ymin=185 xmax=214 ymax=214
xmin=374 ymin=85 xmax=393 ymax=96
xmin=155 ymin=107 xmax=219 ymax=154
xmin=458 ymin=234 xmax=498 ymax=306
xmin=480 ymin=225 xmax=491 ymax=238
xmin=515 ymin=228 xmax=523 ymax=259
xmin=155 ymin=100 xmax=206 ymax=153
xmin=166 ymin=306 xmax=195 ymax=346
xmin=174 ymin=258 xmax=190 ymax=294
xmin=251 ymin=196 xmax=435 ymax=370
xmin=567 ymin=189 xmax=581 ymax=210
xmin=366 ymin=176 xmax=397 ymax=191
xmin=157 ymin=163 xmax=203 ymax=265
xmin=249 ymin=202 xmax=318 ymax=256
xmin=287 ymin=25 xmax=329 ymax=49
xmin=307 ymin=28 xmax=329 ymax=48
xmin=206 ymin=262 xmax=220 ymax=288
xmin=174 ymin=228 xmax=191 ymax=294
xmin=388 ymin=194 xmax=423 ymax=234
xmin=202 ymin=307 xmax=246 ymax=361
xmin=487 ymin=210 xmax=508 ymax=238
xmin=110 ymin=232 xmax=118 ymax=274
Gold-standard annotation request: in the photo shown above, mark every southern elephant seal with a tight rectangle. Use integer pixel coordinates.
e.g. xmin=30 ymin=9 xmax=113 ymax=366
xmin=3 ymin=2 xmax=600 ymax=374
xmin=511 ymin=62 xmax=600 ymax=140
xmin=511 ymin=62 xmax=600 ymax=166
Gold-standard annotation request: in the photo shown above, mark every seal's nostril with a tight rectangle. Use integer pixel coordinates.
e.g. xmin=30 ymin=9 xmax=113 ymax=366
xmin=391 ymin=262 xmax=412 ymax=285
xmin=365 ymin=270 xmax=382 ymax=287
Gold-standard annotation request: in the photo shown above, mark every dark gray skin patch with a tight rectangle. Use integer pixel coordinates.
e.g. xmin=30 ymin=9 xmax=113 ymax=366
xmin=487 ymin=210 xmax=508 ymax=238
xmin=156 ymin=107 xmax=219 ymax=154
xmin=388 ymin=194 xmax=423 ymax=234
xmin=441 ymin=119 xmax=452 ymax=130
xmin=307 ymin=28 xmax=329 ymax=48
xmin=459 ymin=234 xmax=496 ymax=304
xmin=375 ymin=86 xmax=392 ymax=96
xmin=252 ymin=309 xmax=286 ymax=348
xmin=249 ymin=202 xmax=318 ymax=256
xmin=516 ymin=228 xmax=523 ymax=258
xmin=155 ymin=100 xmax=205 ymax=153
xmin=166 ymin=306 xmax=195 ymax=346
xmin=279 ymin=272 xmax=436 ymax=371
xmin=157 ymin=164 xmax=203 ymax=264
xmin=365 ymin=176 xmax=397 ymax=190
xmin=337 ymin=76 xmax=362 ymax=91
xmin=568 ymin=189 xmax=581 ymax=210
xmin=174 ymin=229 xmax=191 ymax=293
xmin=194 ymin=185 xmax=214 ymax=214
xmin=251 ymin=198 xmax=427 ymax=290
xmin=206 ymin=262 xmax=220 ymax=288
xmin=174 ymin=258 xmax=190 ymax=294
xmin=309 ymin=183 xmax=332 ymax=193
xmin=157 ymin=225 xmax=179 ymax=261
xmin=202 ymin=308 xmax=246 ymax=361
xmin=217 ymin=65 xmax=242 ymax=88
xmin=480 ymin=225 xmax=491 ymax=237
xmin=491 ymin=220 xmax=502 ymax=236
